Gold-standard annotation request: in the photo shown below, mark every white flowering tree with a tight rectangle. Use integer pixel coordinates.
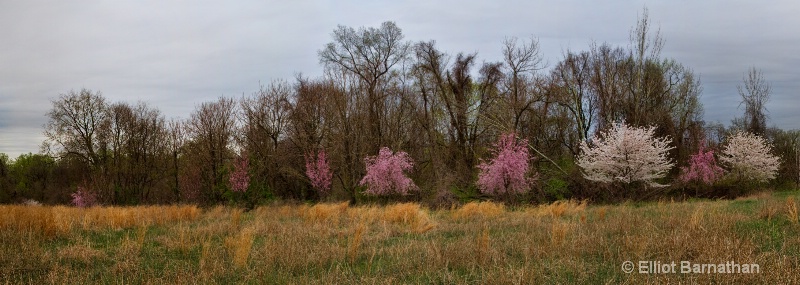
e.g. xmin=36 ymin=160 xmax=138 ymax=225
xmin=720 ymin=131 xmax=780 ymax=183
xmin=577 ymin=122 xmax=675 ymax=187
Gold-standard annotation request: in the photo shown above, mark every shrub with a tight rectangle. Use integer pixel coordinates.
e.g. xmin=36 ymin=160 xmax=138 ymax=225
xmin=229 ymin=155 xmax=250 ymax=193
xmin=679 ymin=142 xmax=724 ymax=185
xmin=476 ymin=133 xmax=535 ymax=196
xmin=71 ymin=186 xmax=97 ymax=208
xmin=359 ymin=147 xmax=418 ymax=196
xmin=719 ymin=131 xmax=780 ymax=183
xmin=305 ymin=150 xmax=333 ymax=196
xmin=576 ymin=122 xmax=674 ymax=188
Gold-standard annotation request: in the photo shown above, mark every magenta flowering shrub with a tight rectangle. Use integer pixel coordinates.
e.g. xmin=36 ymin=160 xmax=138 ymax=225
xmin=359 ymin=147 xmax=418 ymax=195
xmin=305 ymin=150 xmax=333 ymax=195
xmin=476 ymin=133 xmax=534 ymax=195
xmin=678 ymin=143 xmax=724 ymax=185
xmin=71 ymin=186 xmax=97 ymax=208
xmin=229 ymin=156 xmax=250 ymax=193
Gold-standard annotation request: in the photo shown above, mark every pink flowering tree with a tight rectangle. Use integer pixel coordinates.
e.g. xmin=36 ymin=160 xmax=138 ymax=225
xmin=305 ymin=150 xmax=333 ymax=197
xmin=720 ymin=131 xmax=780 ymax=183
xmin=476 ymin=133 xmax=535 ymax=196
xmin=577 ymin=122 xmax=675 ymax=188
xmin=229 ymin=155 xmax=250 ymax=193
xmin=71 ymin=185 xmax=97 ymax=208
xmin=678 ymin=142 xmax=724 ymax=185
xmin=359 ymin=147 xmax=418 ymax=196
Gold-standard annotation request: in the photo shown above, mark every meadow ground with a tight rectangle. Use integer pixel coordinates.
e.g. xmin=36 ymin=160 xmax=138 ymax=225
xmin=2 ymin=192 xmax=800 ymax=284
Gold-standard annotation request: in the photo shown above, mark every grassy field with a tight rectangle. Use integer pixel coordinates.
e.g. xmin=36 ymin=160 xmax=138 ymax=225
xmin=2 ymin=192 xmax=800 ymax=284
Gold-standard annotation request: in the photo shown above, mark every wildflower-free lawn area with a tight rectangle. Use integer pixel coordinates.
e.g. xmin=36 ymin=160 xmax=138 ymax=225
xmin=2 ymin=192 xmax=800 ymax=284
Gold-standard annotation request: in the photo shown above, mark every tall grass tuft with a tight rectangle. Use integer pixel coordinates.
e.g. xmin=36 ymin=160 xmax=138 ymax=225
xmin=689 ymin=205 xmax=706 ymax=231
xmin=759 ymin=202 xmax=779 ymax=221
xmin=199 ymin=239 xmax=212 ymax=273
xmin=136 ymin=225 xmax=147 ymax=252
xmin=348 ymin=222 xmax=366 ymax=263
xmin=550 ymin=221 xmax=569 ymax=246
xmin=228 ymin=228 xmax=255 ymax=269
xmin=786 ymin=196 xmax=799 ymax=224
xmin=475 ymin=225 xmax=490 ymax=264
xmin=596 ymin=206 xmax=608 ymax=221
xmin=527 ymin=200 xmax=587 ymax=218
xmin=176 ymin=223 xmax=191 ymax=254
xmin=381 ymin=203 xmax=436 ymax=233
xmin=230 ymin=208 xmax=243 ymax=231
xmin=304 ymin=202 xmax=349 ymax=223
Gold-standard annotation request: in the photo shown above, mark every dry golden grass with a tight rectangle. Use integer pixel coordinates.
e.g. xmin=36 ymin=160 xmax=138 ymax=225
xmin=230 ymin=208 xmax=243 ymax=230
xmin=2 ymin=194 xmax=800 ymax=283
xmin=57 ymin=240 xmax=106 ymax=263
xmin=199 ymin=238 xmax=212 ymax=273
xmin=759 ymin=201 xmax=780 ymax=221
xmin=596 ymin=206 xmax=608 ymax=221
xmin=526 ymin=199 xmax=587 ymax=218
xmin=475 ymin=225 xmax=490 ymax=264
xmin=550 ymin=221 xmax=569 ymax=246
xmin=786 ymin=196 xmax=799 ymax=224
xmin=227 ymin=228 xmax=255 ymax=268
xmin=347 ymin=222 xmax=366 ymax=263
xmin=689 ymin=204 xmax=706 ymax=231
xmin=452 ymin=201 xmax=505 ymax=220
xmin=0 ymin=204 xmax=200 ymax=239
xmin=303 ymin=202 xmax=349 ymax=223
xmin=380 ymin=203 xmax=436 ymax=233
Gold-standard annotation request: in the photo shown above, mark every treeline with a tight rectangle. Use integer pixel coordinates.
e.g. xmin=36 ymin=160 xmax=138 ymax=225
xmin=2 ymin=12 xmax=799 ymax=206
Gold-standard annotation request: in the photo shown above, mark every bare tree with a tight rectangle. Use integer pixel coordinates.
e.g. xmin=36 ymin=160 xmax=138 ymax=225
xmin=500 ymin=36 xmax=545 ymax=131
xmin=239 ymin=80 xmax=294 ymax=199
xmin=737 ymin=67 xmax=771 ymax=136
xmin=318 ymin=21 xmax=411 ymax=149
xmin=412 ymin=43 xmax=503 ymax=186
xmin=167 ymin=118 xmax=186 ymax=201
xmin=240 ymin=81 xmax=292 ymax=152
xmin=549 ymin=50 xmax=596 ymax=147
xmin=123 ymin=102 xmax=168 ymax=202
xmin=187 ymin=97 xmax=237 ymax=202
xmin=43 ymin=89 xmax=109 ymax=168
xmin=101 ymin=101 xmax=168 ymax=203
xmin=628 ymin=7 xmax=665 ymax=124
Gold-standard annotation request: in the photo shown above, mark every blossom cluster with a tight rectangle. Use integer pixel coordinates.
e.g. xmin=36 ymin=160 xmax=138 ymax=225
xmin=359 ymin=147 xmax=418 ymax=195
xmin=476 ymin=133 xmax=534 ymax=195
xmin=679 ymin=143 xmax=724 ymax=185
xmin=229 ymin=156 xmax=250 ymax=193
xmin=577 ymin=122 xmax=674 ymax=187
xmin=720 ymin=131 xmax=780 ymax=182
xmin=71 ymin=186 xmax=97 ymax=208
xmin=305 ymin=150 xmax=333 ymax=195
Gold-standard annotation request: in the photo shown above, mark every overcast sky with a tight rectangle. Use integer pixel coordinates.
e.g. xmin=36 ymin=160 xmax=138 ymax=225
xmin=1 ymin=1 xmax=799 ymax=159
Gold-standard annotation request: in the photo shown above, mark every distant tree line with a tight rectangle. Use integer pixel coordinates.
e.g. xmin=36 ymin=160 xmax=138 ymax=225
xmin=2 ymin=9 xmax=799 ymax=206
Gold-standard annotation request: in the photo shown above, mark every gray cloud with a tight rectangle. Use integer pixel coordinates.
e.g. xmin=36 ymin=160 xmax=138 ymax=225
xmin=2 ymin=0 xmax=799 ymax=158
